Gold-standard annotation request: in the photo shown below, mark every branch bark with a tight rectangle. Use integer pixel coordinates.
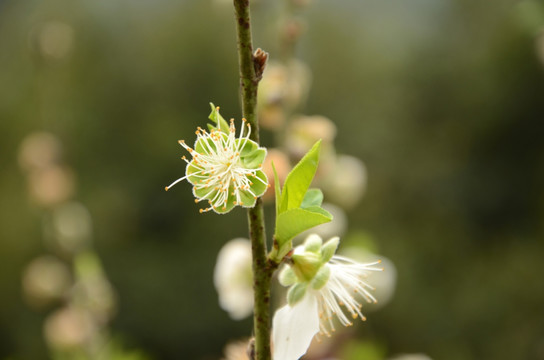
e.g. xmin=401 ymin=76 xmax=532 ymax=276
xmin=232 ymin=1 xmax=273 ymax=360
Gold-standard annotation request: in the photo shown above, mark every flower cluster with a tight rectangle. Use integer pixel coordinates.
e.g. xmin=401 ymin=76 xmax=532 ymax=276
xmin=166 ymin=109 xmax=268 ymax=214
xmin=273 ymin=234 xmax=382 ymax=360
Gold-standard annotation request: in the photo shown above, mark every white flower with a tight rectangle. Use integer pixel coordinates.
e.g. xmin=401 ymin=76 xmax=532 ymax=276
xmin=272 ymin=234 xmax=382 ymax=360
xmin=214 ymin=238 xmax=254 ymax=320
xmin=165 ymin=106 xmax=268 ymax=214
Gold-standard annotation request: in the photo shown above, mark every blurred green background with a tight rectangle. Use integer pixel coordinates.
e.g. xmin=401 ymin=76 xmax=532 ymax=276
xmin=1 ymin=0 xmax=544 ymax=359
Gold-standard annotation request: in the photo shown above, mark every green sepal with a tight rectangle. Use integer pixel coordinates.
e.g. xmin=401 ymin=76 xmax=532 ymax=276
xmin=301 ymin=188 xmax=323 ymax=209
xmin=195 ymin=133 xmax=223 ymax=154
xmin=186 ymin=162 xmax=202 ymax=185
xmin=208 ymin=102 xmax=230 ymax=133
xmin=192 ymin=184 xmax=236 ymax=214
xmin=279 ymin=140 xmax=321 ymax=213
xmin=310 ymin=265 xmax=330 ymax=290
xmin=212 ymin=196 xmax=237 ymax=214
xmin=239 ymin=145 xmax=266 ymax=169
xmin=250 ymin=170 xmax=268 ymax=197
xmin=239 ymin=187 xmax=257 ymax=207
xmin=321 ymin=237 xmax=339 ymax=263
xmin=278 ymin=266 xmax=297 ymax=287
xmin=287 ymin=282 xmax=308 ymax=306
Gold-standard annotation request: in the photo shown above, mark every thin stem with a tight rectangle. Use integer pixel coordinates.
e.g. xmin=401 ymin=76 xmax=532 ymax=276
xmin=232 ymin=1 xmax=273 ymax=360
xmin=233 ymin=0 xmax=258 ymax=140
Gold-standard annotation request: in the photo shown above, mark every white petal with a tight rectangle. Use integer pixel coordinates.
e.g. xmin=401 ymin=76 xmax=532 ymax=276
xmin=272 ymin=293 xmax=320 ymax=360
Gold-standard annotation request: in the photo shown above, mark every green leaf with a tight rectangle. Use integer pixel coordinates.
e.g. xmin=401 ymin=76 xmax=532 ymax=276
xmin=280 ymin=141 xmax=321 ymax=213
xmin=274 ymin=206 xmax=332 ymax=260
xmin=208 ymin=102 xmax=230 ymax=133
xmin=272 ymin=162 xmax=281 ymax=217
xmin=301 ymin=188 xmax=323 ymax=209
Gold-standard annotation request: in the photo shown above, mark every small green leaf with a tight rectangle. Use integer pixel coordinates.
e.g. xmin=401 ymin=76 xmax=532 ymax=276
xmin=279 ymin=186 xmax=289 ymax=214
xmin=280 ymin=141 xmax=321 ymax=212
xmin=272 ymin=162 xmax=281 ymax=217
xmin=208 ymin=102 xmax=230 ymax=133
xmin=301 ymin=188 xmax=323 ymax=209
xmin=274 ymin=207 xmax=332 ymax=260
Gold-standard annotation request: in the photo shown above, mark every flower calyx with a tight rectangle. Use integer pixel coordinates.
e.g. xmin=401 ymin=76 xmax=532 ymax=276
xmin=279 ymin=234 xmax=339 ymax=305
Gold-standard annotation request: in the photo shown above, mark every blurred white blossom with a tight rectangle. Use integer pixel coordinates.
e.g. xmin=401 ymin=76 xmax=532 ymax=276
xmin=214 ymin=238 xmax=254 ymax=320
xmin=341 ymin=247 xmax=397 ymax=310
xmin=321 ymin=155 xmax=367 ymax=210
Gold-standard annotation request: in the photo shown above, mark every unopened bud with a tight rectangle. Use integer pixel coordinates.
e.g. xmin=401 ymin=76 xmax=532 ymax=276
xmin=291 ymin=251 xmax=321 ymax=282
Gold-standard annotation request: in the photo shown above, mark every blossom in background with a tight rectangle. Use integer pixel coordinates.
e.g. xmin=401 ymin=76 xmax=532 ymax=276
xmin=321 ymin=155 xmax=367 ymax=210
xmin=214 ymin=238 xmax=254 ymax=320
xmin=221 ymin=338 xmax=251 ymax=360
xmin=165 ymin=112 xmax=268 ymax=214
xmin=272 ymin=234 xmax=382 ymax=360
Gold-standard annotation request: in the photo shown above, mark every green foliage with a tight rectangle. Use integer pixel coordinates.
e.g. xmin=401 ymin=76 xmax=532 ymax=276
xmin=300 ymin=188 xmax=324 ymax=209
xmin=271 ymin=141 xmax=332 ymax=262
xmin=279 ymin=141 xmax=321 ymax=213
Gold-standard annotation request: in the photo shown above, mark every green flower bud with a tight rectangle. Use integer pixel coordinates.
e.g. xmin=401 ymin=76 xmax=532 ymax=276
xmin=291 ymin=251 xmax=322 ymax=282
